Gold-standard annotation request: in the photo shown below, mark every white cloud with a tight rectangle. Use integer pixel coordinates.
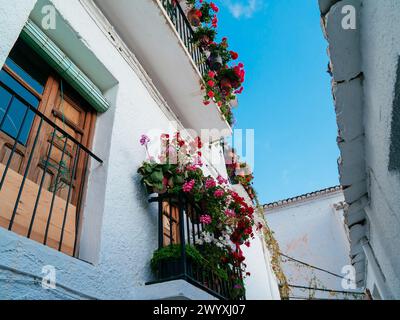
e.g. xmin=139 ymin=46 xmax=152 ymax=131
xmin=224 ymin=0 xmax=262 ymax=19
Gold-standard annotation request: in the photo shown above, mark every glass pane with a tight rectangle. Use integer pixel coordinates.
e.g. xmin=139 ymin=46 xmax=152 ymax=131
xmin=5 ymin=58 xmax=45 ymax=95
xmin=0 ymin=99 xmax=35 ymax=145
xmin=0 ymin=70 xmax=39 ymax=145
xmin=0 ymin=86 xmax=12 ymax=124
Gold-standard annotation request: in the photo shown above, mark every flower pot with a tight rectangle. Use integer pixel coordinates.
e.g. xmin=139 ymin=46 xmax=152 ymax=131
xmin=199 ymin=35 xmax=211 ymax=48
xmin=207 ymin=53 xmax=223 ymax=71
xmin=220 ymin=77 xmax=232 ymax=96
xmin=145 ymin=184 xmax=167 ymax=195
xmin=187 ymin=8 xmax=201 ymax=27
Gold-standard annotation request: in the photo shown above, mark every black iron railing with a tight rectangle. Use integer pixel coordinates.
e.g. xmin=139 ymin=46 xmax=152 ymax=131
xmin=0 ymin=80 xmax=102 ymax=257
xmin=160 ymin=0 xmax=209 ymax=76
xmin=149 ymin=193 xmax=245 ymax=300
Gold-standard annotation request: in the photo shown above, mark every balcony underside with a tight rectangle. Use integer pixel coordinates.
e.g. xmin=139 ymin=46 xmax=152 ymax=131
xmin=138 ymin=279 xmax=218 ymax=300
xmin=94 ymin=0 xmax=231 ymax=136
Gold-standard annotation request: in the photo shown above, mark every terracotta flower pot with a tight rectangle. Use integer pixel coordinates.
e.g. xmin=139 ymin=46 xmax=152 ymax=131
xmin=199 ymin=35 xmax=211 ymax=48
xmin=187 ymin=8 xmax=201 ymax=27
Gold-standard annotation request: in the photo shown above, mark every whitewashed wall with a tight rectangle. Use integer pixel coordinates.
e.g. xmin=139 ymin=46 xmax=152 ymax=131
xmin=232 ymin=185 xmax=281 ymax=300
xmin=265 ymin=190 xmax=358 ymax=299
xmin=359 ymin=0 xmax=400 ymax=299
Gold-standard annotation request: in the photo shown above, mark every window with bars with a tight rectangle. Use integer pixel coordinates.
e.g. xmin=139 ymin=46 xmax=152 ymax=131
xmin=0 ymin=39 xmax=101 ymax=257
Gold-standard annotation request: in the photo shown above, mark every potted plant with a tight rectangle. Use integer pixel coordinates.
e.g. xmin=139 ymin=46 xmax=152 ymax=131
xmin=218 ymin=67 xmax=243 ymax=91
xmin=206 ymin=41 xmax=230 ymax=71
xmin=198 ymin=1 xmax=214 ymax=24
xmin=192 ymin=26 xmax=216 ymax=49
xmin=151 ymin=244 xmax=205 ymax=279
xmin=137 ymin=162 xmax=185 ymax=195
xmin=187 ymin=7 xmax=202 ymax=26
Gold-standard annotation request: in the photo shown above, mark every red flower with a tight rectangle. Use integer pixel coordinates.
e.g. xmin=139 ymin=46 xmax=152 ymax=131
xmin=195 ymin=10 xmax=202 ymax=18
xmin=210 ymin=2 xmax=219 ymax=12
xmin=208 ymin=71 xmax=216 ymax=78
xmin=230 ymin=51 xmax=239 ymax=60
xmin=217 ymin=101 xmax=222 ymax=107
xmin=195 ymin=137 xmax=203 ymax=149
xmin=235 ymin=87 xmax=244 ymax=94
xmin=212 ymin=15 xmax=218 ymax=28
xmin=208 ymin=90 xmax=215 ymax=98
xmin=207 ymin=80 xmax=215 ymax=87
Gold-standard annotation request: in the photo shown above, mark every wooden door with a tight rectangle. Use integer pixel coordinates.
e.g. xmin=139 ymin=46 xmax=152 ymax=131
xmin=162 ymin=200 xmax=181 ymax=245
xmin=31 ymin=79 xmax=96 ymax=207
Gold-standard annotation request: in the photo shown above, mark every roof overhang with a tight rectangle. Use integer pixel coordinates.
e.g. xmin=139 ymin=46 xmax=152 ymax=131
xmin=319 ymin=0 xmax=368 ymax=288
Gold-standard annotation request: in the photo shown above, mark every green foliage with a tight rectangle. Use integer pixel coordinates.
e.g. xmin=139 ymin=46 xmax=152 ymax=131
xmin=150 ymin=244 xmax=205 ymax=272
xmin=208 ymin=41 xmax=231 ymax=66
xmin=218 ymin=67 xmax=242 ymax=89
xmin=150 ymin=244 xmax=229 ymax=282
xmin=137 ymin=162 xmax=181 ymax=193
xmin=199 ymin=2 xmax=213 ymax=24
xmin=192 ymin=26 xmax=217 ymax=46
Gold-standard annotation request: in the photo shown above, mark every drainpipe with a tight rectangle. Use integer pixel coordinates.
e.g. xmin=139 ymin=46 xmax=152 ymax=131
xmin=361 ymin=237 xmax=393 ymax=299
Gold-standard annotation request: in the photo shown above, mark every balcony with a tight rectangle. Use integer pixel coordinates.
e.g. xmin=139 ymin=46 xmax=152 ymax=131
xmin=159 ymin=0 xmax=208 ymax=77
xmin=0 ymin=80 xmax=102 ymax=257
xmin=94 ymin=0 xmax=232 ymax=136
xmin=147 ymin=193 xmax=245 ymax=300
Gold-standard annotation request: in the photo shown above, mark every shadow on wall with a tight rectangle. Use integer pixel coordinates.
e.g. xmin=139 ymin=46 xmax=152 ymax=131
xmin=389 ymin=56 xmax=400 ymax=172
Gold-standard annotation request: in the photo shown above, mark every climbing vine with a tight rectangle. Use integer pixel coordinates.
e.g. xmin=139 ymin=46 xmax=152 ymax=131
xmin=253 ymin=196 xmax=290 ymax=299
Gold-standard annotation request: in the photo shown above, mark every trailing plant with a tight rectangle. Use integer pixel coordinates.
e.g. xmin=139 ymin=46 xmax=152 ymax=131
xmin=254 ymin=196 xmax=290 ymax=299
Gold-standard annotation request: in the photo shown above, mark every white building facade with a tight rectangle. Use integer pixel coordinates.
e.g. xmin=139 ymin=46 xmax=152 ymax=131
xmin=319 ymin=0 xmax=400 ymax=299
xmin=0 ymin=0 xmax=279 ymax=300
xmin=265 ymin=187 xmax=362 ymax=299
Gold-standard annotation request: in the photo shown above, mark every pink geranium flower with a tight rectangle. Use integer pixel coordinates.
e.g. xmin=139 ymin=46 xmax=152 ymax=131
xmin=140 ymin=134 xmax=150 ymax=146
xmin=225 ymin=209 xmax=235 ymax=218
xmin=214 ymin=189 xmax=224 ymax=198
xmin=205 ymin=178 xmax=216 ymax=189
xmin=199 ymin=215 xmax=212 ymax=225
xmin=186 ymin=165 xmax=198 ymax=172
xmin=217 ymin=175 xmax=228 ymax=185
xmin=183 ymin=179 xmax=195 ymax=193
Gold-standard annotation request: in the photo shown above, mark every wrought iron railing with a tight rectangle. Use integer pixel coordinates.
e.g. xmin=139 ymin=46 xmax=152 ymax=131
xmin=160 ymin=0 xmax=209 ymax=76
xmin=148 ymin=192 xmax=245 ymax=300
xmin=0 ymin=81 xmax=102 ymax=257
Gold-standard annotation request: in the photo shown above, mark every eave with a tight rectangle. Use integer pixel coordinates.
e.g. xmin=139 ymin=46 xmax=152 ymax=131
xmin=319 ymin=0 xmax=368 ymax=287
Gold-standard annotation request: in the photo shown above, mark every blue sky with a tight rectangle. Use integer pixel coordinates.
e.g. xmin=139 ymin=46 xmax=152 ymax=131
xmin=217 ymin=0 xmax=340 ymax=204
